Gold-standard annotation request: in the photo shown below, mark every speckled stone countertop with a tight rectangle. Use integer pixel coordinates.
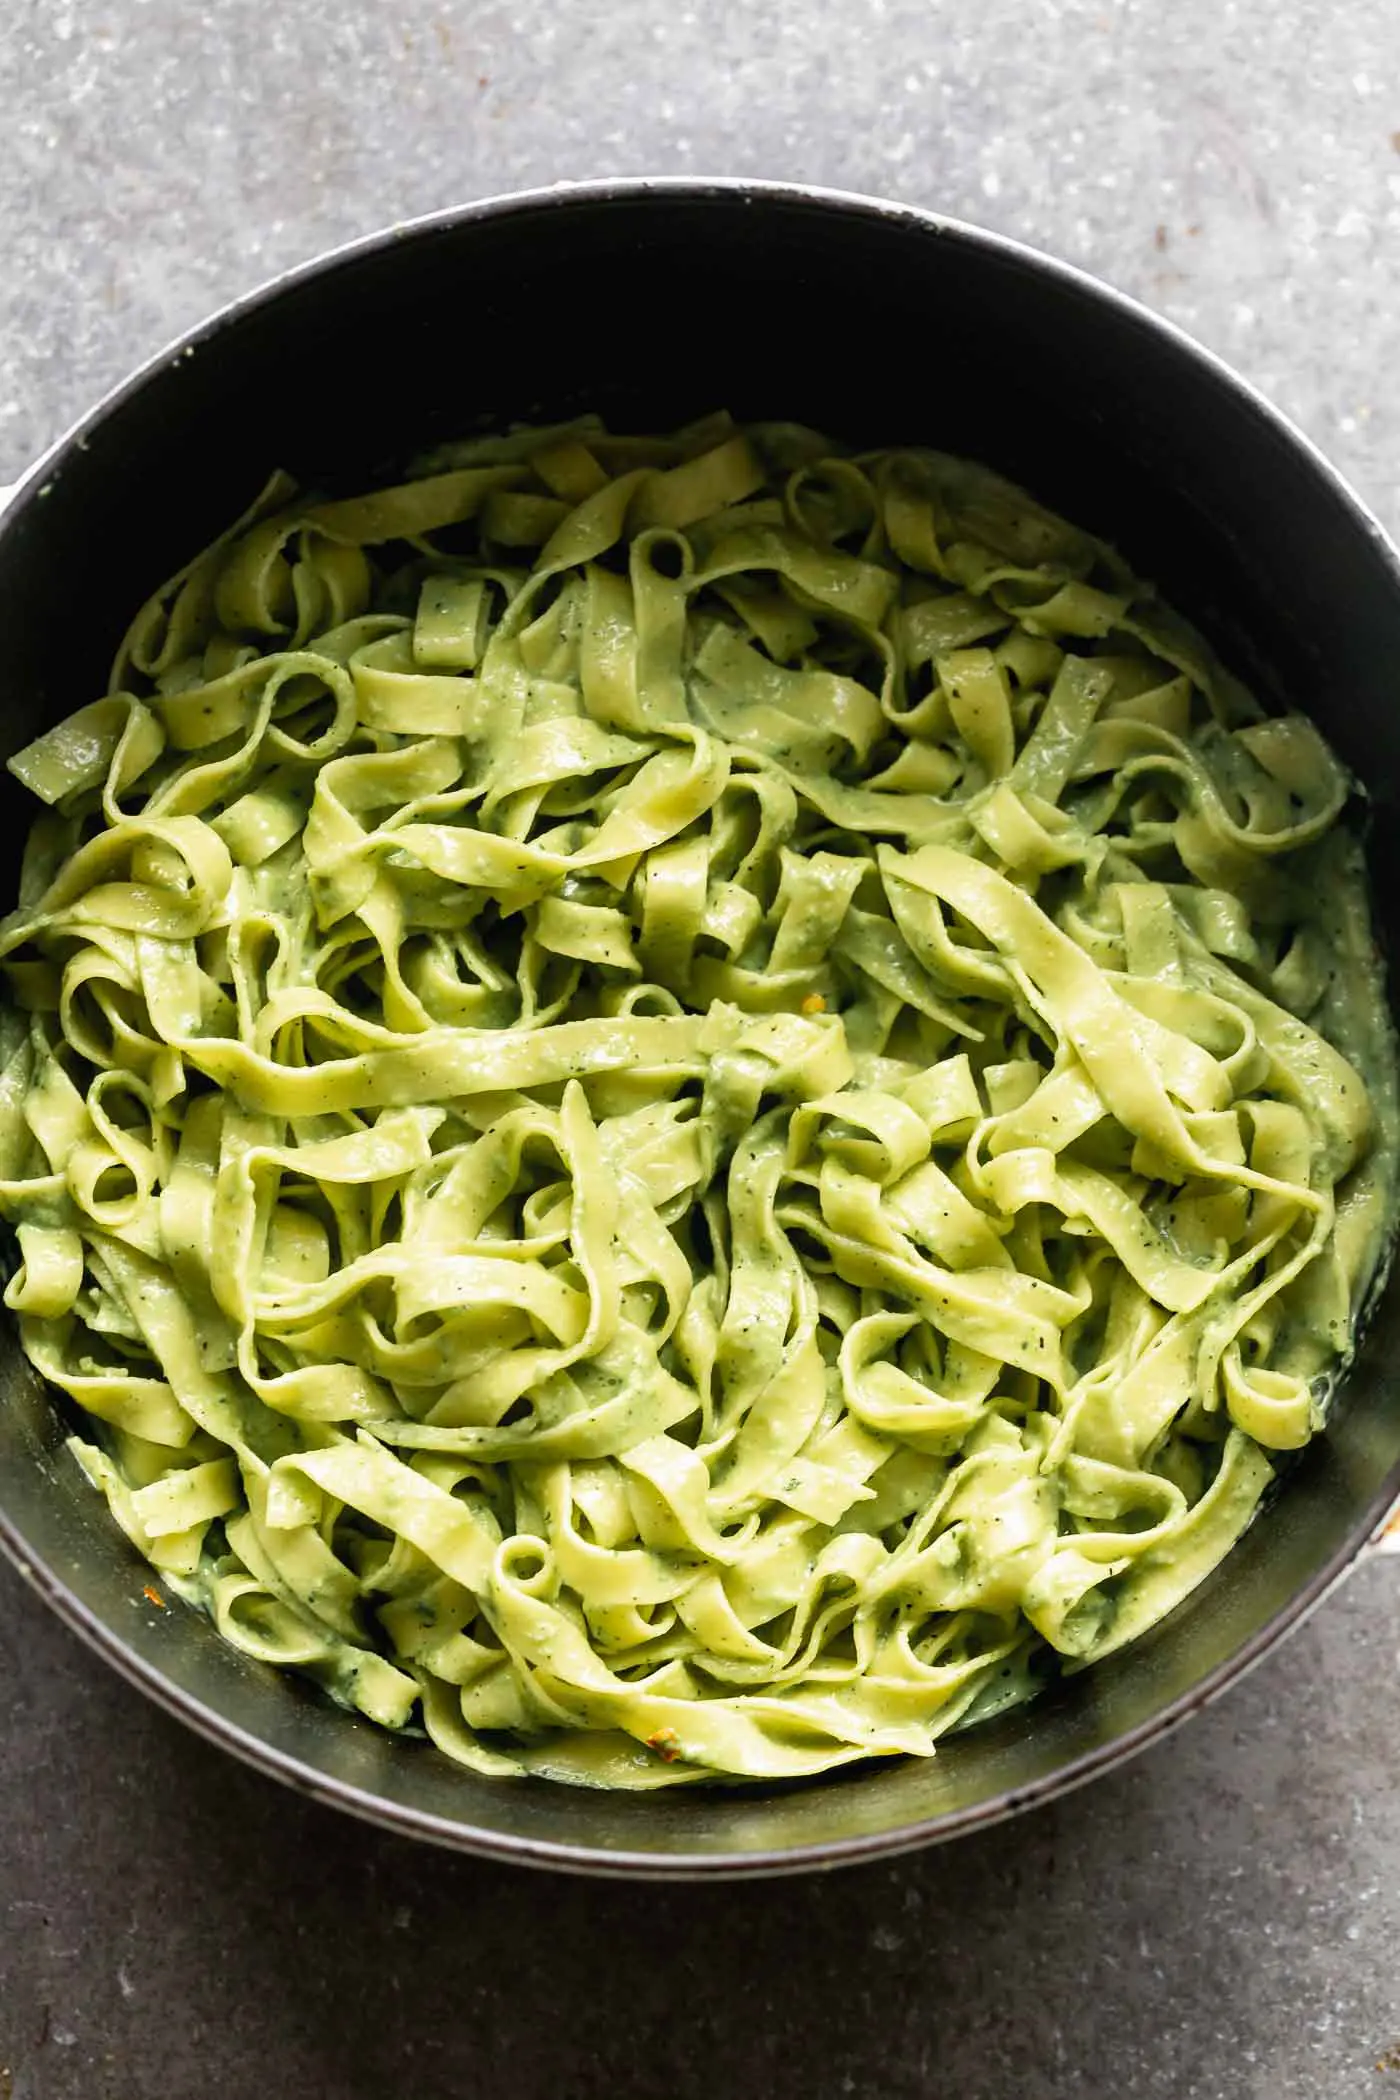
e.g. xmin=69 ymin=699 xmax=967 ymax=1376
xmin=2 ymin=5 xmax=1400 ymax=2096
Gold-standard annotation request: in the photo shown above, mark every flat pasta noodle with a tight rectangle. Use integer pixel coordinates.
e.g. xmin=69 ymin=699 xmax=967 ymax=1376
xmin=1 ymin=413 xmax=1395 ymax=1789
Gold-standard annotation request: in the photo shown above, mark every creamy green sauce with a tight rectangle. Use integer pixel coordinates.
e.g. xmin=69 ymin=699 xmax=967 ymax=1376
xmin=0 ymin=412 xmax=1393 ymax=1789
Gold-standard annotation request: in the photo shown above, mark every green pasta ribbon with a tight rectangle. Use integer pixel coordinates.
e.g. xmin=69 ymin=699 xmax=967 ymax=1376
xmin=0 ymin=412 xmax=1394 ymax=1788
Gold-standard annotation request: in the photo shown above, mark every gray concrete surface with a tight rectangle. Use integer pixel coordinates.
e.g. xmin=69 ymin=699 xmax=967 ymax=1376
xmin=2 ymin=2 xmax=1400 ymax=2095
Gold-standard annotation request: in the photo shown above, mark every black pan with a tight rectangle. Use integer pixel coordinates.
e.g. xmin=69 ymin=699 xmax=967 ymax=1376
xmin=2 ymin=179 xmax=1398 ymax=1877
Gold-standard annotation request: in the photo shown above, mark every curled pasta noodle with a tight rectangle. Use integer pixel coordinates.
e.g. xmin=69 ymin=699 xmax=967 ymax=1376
xmin=0 ymin=411 xmax=1394 ymax=1788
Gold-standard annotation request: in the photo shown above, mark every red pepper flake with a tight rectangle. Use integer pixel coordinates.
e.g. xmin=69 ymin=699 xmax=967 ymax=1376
xmin=645 ymin=1728 xmax=681 ymax=1763
xmin=142 ymin=1584 xmax=165 ymax=1609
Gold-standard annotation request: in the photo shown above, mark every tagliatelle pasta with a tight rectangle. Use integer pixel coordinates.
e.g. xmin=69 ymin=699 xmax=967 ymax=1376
xmin=0 ymin=411 xmax=1394 ymax=1789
